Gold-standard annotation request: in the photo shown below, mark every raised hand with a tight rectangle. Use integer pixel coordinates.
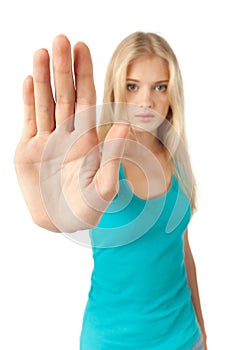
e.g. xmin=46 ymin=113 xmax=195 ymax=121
xmin=14 ymin=35 xmax=129 ymax=233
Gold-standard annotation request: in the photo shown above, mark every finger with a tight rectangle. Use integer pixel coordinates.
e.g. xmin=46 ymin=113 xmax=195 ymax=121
xmin=73 ymin=42 xmax=96 ymax=112
xmin=96 ymin=122 xmax=130 ymax=200
xmin=33 ymin=49 xmax=55 ymax=133
xmin=22 ymin=75 xmax=37 ymax=139
xmin=52 ymin=35 xmax=75 ymax=128
xmin=73 ymin=42 xmax=97 ymax=152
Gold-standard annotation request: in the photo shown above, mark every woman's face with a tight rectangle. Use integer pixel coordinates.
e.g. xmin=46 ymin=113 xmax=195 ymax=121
xmin=125 ymin=55 xmax=170 ymax=131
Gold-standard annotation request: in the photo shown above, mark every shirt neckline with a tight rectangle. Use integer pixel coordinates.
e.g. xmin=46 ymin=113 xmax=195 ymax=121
xmin=119 ymin=162 xmax=176 ymax=203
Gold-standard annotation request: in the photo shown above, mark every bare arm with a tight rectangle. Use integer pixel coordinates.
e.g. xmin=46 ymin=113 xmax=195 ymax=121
xmin=184 ymin=229 xmax=208 ymax=349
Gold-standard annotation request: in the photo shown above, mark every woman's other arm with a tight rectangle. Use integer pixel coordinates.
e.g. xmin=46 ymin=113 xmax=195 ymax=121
xmin=184 ymin=229 xmax=208 ymax=349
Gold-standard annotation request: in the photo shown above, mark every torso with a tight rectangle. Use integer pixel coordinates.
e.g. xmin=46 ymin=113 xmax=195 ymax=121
xmin=80 ymin=159 xmax=200 ymax=349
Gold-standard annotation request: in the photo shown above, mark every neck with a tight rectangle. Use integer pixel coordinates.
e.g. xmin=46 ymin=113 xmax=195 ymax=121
xmin=128 ymin=128 xmax=164 ymax=155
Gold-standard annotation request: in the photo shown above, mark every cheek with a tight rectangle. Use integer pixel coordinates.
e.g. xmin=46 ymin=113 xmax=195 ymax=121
xmin=157 ymin=96 xmax=170 ymax=116
xmin=164 ymin=102 xmax=170 ymax=115
xmin=125 ymin=93 xmax=136 ymax=103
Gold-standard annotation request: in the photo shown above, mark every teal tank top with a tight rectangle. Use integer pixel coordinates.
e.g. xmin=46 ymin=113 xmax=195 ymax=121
xmin=80 ymin=163 xmax=201 ymax=349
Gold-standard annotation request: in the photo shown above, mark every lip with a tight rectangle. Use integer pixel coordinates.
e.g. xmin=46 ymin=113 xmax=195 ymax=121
xmin=135 ymin=114 xmax=154 ymax=121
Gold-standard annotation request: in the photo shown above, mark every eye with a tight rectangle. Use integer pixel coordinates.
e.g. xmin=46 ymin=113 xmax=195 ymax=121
xmin=154 ymin=84 xmax=167 ymax=92
xmin=126 ymin=84 xmax=138 ymax=92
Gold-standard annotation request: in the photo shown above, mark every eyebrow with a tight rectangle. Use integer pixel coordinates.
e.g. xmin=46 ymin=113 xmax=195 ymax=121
xmin=126 ymin=78 xmax=169 ymax=84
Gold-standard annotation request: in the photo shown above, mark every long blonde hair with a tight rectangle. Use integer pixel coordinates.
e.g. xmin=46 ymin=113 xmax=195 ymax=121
xmin=98 ymin=31 xmax=197 ymax=213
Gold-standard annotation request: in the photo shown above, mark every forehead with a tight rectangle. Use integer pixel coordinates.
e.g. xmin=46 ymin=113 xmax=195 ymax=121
xmin=127 ymin=55 xmax=169 ymax=79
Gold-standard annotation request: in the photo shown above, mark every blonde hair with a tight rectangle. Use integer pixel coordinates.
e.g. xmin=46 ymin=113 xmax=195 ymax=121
xmin=98 ymin=31 xmax=197 ymax=213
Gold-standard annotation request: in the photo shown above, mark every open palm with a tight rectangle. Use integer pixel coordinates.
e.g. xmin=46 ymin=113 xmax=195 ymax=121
xmin=14 ymin=35 xmax=129 ymax=233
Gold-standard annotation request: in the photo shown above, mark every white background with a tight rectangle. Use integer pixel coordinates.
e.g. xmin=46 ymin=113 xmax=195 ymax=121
xmin=0 ymin=0 xmax=232 ymax=349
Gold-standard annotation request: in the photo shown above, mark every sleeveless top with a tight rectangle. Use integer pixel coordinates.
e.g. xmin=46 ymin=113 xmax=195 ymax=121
xmin=80 ymin=163 xmax=201 ymax=349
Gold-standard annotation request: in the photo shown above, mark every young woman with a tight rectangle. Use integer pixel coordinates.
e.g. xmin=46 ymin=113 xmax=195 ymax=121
xmin=14 ymin=32 xmax=207 ymax=349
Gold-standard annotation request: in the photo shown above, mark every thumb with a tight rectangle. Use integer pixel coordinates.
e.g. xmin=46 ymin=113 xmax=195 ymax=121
xmin=96 ymin=122 xmax=130 ymax=200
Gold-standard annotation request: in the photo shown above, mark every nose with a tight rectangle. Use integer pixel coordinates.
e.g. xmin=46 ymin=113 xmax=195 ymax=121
xmin=139 ymin=89 xmax=154 ymax=109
